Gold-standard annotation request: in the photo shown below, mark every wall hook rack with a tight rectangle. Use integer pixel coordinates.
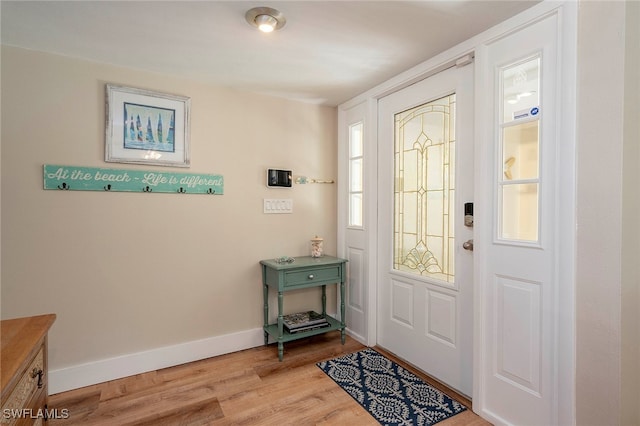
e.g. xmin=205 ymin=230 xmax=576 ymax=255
xmin=43 ymin=165 xmax=224 ymax=195
xmin=294 ymin=176 xmax=335 ymax=184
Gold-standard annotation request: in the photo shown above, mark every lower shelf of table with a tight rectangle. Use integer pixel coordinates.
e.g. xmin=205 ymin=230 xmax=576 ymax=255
xmin=264 ymin=315 xmax=343 ymax=343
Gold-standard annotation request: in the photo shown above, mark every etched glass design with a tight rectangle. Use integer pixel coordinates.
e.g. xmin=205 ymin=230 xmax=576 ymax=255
xmin=393 ymin=94 xmax=455 ymax=283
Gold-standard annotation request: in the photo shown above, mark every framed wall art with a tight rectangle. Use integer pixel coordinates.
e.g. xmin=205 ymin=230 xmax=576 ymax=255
xmin=105 ymin=84 xmax=191 ymax=167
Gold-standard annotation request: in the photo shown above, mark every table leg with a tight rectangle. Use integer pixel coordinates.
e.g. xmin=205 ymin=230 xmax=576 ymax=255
xmin=278 ymin=291 xmax=284 ymax=361
xmin=321 ymin=285 xmax=327 ymax=316
xmin=340 ymin=280 xmax=346 ymax=345
xmin=263 ymin=283 xmax=269 ymax=345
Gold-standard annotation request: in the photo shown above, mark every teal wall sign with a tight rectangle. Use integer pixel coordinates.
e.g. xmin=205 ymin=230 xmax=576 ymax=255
xmin=43 ymin=165 xmax=223 ymax=195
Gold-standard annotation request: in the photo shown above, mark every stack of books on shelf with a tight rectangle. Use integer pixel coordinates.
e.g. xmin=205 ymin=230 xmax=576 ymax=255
xmin=283 ymin=311 xmax=330 ymax=334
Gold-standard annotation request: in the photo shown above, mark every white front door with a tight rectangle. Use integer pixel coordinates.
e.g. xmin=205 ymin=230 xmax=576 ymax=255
xmin=377 ymin=63 xmax=474 ymax=397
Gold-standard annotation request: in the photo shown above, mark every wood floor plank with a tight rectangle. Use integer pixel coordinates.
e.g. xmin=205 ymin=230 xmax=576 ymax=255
xmin=99 ymin=370 xmax=160 ymax=402
xmin=48 ymin=335 xmax=490 ymax=425
xmin=86 ymin=384 xmax=217 ymax=425
xmin=140 ymin=397 xmax=224 ymax=426
xmin=47 ymin=387 xmax=101 ymax=424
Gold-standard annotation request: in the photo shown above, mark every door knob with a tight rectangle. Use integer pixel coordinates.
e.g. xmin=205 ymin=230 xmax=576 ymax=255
xmin=462 ymin=239 xmax=474 ymax=251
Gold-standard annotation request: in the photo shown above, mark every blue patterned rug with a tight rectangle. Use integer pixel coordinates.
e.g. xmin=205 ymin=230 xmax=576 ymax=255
xmin=317 ymin=348 xmax=466 ymax=426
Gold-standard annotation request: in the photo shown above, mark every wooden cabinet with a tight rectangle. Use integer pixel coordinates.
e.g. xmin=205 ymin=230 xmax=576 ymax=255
xmin=1 ymin=314 xmax=56 ymax=425
xmin=260 ymin=256 xmax=347 ymax=361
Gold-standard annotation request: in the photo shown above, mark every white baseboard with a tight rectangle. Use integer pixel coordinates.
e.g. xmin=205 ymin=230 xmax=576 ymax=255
xmin=49 ymin=327 xmax=265 ymax=394
xmin=345 ymin=328 xmax=366 ymax=345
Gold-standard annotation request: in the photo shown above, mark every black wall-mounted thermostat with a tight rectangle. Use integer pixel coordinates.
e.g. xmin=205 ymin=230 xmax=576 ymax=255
xmin=267 ymin=169 xmax=292 ymax=188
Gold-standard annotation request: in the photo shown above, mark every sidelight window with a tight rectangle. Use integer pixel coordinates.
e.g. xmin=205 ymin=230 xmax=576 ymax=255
xmin=499 ymin=56 xmax=541 ymax=243
xmin=348 ymin=122 xmax=364 ymax=228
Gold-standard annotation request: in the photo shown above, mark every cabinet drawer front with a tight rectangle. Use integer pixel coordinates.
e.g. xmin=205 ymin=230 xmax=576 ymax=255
xmin=285 ymin=266 xmax=341 ymax=286
xmin=1 ymin=347 xmax=44 ymax=425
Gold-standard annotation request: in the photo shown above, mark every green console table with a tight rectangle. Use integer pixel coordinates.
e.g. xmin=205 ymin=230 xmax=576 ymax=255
xmin=260 ymin=255 xmax=347 ymax=361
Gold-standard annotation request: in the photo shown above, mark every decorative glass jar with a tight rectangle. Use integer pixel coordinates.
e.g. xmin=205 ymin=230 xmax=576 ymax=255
xmin=311 ymin=236 xmax=324 ymax=257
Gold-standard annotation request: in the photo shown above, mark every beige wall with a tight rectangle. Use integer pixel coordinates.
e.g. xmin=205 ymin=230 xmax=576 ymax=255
xmin=1 ymin=47 xmax=338 ymax=370
xmin=576 ymin=1 xmax=640 ymax=424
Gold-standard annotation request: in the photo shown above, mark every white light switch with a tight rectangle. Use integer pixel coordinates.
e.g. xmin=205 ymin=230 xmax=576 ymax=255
xmin=263 ymin=198 xmax=293 ymax=214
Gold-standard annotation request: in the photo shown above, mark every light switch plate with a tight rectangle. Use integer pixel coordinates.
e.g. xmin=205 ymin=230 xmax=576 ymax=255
xmin=263 ymin=198 xmax=293 ymax=214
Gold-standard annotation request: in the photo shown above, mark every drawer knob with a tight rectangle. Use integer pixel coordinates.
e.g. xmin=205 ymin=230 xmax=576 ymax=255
xmin=308 ymin=274 xmax=314 ymax=279
xmin=31 ymin=368 xmax=44 ymax=389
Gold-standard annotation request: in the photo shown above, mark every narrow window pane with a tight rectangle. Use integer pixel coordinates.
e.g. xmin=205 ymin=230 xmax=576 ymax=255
xmin=403 ymin=192 xmax=417 ymax=234
xmin=501 ymin=183 xmax=539 ymax=241
xmin=349 ymin=123 xmax=363 ymax=157
xmin=502 ymin=57 xmax=540 ymax=124
xmin=350 ymin=194 xmax=363 ymax=227
xmin=350 ymin=158 xmax=363 ymax=192
xmin=502 ymin=121 xmax=539 ymax=181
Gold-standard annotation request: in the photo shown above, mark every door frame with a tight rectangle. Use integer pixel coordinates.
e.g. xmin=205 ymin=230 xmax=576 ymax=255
xmin=337 ymin=2 xmax=576 ymax=424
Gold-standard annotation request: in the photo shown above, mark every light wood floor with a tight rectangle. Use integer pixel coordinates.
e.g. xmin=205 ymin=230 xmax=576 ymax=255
xmin=48 ymin=334 xmax=490 ymax=425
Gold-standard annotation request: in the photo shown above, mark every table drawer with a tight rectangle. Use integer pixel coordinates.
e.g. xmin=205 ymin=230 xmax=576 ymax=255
xmin=284 ymin=266 xmax=341 ymax=287
xmin=1 ymin=347 xmax=44 ymax=425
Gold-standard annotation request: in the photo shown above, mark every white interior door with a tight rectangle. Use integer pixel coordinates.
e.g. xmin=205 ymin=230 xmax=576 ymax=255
xmin=377 ymin=62 xmax=474 ymax=397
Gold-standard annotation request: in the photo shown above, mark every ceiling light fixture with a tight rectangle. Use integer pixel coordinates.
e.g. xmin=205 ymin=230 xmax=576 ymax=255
xmin=245 ymin=7 xmax=286 ymax=33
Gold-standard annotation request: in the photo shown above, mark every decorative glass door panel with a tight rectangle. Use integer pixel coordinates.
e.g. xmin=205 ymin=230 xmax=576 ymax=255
xmin=499 ymin=56 xmax=541 ymax=243
xmin=393 ymin=94 xmax=456 ymax=284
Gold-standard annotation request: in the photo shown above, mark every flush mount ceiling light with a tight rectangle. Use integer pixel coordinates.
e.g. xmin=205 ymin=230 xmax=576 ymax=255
xmin=245 ymin=6 xmax=286 ymax=33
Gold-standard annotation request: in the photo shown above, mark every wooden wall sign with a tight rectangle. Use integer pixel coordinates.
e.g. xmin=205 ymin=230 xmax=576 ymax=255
xmin=43 ymin=165 xmax=223 ymax=195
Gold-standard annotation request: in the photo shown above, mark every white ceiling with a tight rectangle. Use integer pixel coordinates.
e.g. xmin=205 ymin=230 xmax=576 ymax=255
xmin=1 ymin=1 xmax=538 ymax=106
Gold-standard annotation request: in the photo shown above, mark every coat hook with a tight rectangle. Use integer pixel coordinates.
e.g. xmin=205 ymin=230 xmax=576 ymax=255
xmin=57 ymin=182 xmax=70 ymax=190
xmin=294 ymin=176 xmax=335 ymax=184
xmin=104 ymin=184 xmax=112 ymax=191
xmin=177 ymin=187 xmax=186 ymax=193
xmin=207 ymin=188 xmax=216 ymax=194
xmin=143 ymin=186 xmax=153 ymax=192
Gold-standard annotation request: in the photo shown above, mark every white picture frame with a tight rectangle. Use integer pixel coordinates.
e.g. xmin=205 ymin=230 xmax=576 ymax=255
xmin=105 ymin=84 xmax=191 ymax=167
